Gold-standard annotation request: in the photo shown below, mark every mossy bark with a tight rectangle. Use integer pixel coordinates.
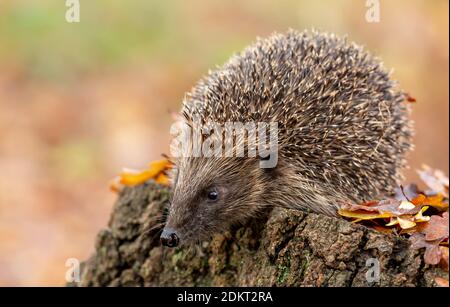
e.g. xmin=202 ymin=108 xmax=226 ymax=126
xmin=78 ymin=183 xmax=446 ymax=287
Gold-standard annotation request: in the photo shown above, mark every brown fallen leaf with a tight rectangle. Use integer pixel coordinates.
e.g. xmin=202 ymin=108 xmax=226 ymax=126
xmin=386 ymin=215 xmax=416 ymax=229
xmin=340 ymin=199 xmax=422 ymax=217
xmin=395 ymin=184 xmax=420 ymax=201
xmin=409 ymin=210 xmax=449 ymax=268
xmin=410 ymin=233 xmax=432 ymax=249
xmin=425 ymin=244 xmax=443 ymax=265
xmin=439 ymin=246 xmax=449 ymax=271
xmin=119 ymin=159 xmax=172 ymax=185
xmin=409 ymin=233 xmax=444 ymax=265
xmin=421 ymin=194 xmax=449 ymax=211
xmin=423 ymin=211 xmax=449 ymax=242
xmin=110 ymin=158 xmax=173 ymax=191
xmin=338 ymin=166 xmax=449 ymax=275
xmin=155 ymin=172 xmax=170 ymax=185
xmin=399 ymin=222 xmax=427 ymax=235
xmin=418 ymin=165 xmax=449 ymax=197
xmin=337 ymin=209 xmax=392 ymax=220
xmin=410 ymin=194 xmax=426 ymax=205
xmin=414 ymin=206 xmax=431 ymax=222
xmin=405 ymin=93 xmax=417 ymax=103
xmin=434 ymin=277 xmax=449 ymax=287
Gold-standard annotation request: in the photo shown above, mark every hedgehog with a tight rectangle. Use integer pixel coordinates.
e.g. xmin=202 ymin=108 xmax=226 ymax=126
xmin=160 ymin=30 xmax=413 ymax=247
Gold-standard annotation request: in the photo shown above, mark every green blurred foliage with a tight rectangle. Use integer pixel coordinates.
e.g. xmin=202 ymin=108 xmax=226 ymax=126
xmin=1 ymin=1 xmax=177 ymax=79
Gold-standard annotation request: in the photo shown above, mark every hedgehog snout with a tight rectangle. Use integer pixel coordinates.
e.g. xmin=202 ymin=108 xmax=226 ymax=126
xmin=160 ymin=227 xmax=180 ymax=247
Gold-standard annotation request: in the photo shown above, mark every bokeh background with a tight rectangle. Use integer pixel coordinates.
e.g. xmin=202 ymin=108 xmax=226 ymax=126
xmin=0 ymin=0 xmax=448 ymax=286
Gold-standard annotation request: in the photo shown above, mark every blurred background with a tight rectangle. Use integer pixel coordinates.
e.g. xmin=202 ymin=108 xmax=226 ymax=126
xmin=0 ymin=0 xmax=448 ymax=286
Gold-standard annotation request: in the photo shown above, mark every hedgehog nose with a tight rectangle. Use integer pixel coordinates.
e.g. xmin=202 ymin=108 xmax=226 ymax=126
xmin=160 ymin=228 xmax=179 ymax=247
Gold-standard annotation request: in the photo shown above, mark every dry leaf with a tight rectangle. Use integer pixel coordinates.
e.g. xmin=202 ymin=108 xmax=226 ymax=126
xmin=439 ymin=246 xmax=449 ymax=271
xmin=423 ymin=212 xmax=449 ymax=242
xmin=434 ymin=277 xmax=449 ymax=287
xmin=405 ymin=93 xmax=417 ymax=103
xmin=337 ymin=209 xmax=392 ymax=220
xmin=413 ymin=206 xmax=430 ymax=223
xmin=409 ymin=211 xmax=449 ymax=268
xmin=425 ymin=244 xmax=443 ymax=265
xmin=410 ymin=194 xmax=426 ymax=205
xmin=340 ymin=199 xmax=422 ymax=217
xmin=410 ymin=233 xmax=430 ymax=249
xmin=155 ymin=173 xmax=170 ymax=185
xmin=386 ymin=215 xmax=418 ymax=229
xmin=418 ymin=165 xmax=449 ymax=197
xmin=422 ymin=194 xmax=448 ymax=211
xmin=410 ymin=233 xmax=443 ymax=265
xmin=338 ymin=165 xmax=449 ymax=274
xmin=395 ymin=184 xmax=420 ymax=201
xmin=110 ymin=158 xmax=173 ymax=191
xmin=110 ymin=176 xmax=121 ymax=192
xmin=120 ymin=159 xmax=172 ymax=186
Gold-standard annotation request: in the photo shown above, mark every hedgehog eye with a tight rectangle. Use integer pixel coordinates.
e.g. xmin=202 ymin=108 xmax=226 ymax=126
xmin=206 ymin=189 xmax=219 ymax=201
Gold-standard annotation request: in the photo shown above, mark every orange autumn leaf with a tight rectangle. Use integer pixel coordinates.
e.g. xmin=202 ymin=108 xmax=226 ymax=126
xmin=155 ymin=173 xmax=170 ymax=185
xmin=109 ymin=176 xmax=122 ymax=192
xmin=434 ymin=277 xmax=449 ymax=287
xmin=338 ymin=165 xmax=449 ymax=275
xmin=120 ymin=159 xmax=172 ymax=186
xmin=110 ymin=158 xmax=173 ymax=191
xmin=405 ymin=93 xmax=417 ymax=103
xmin=423 ymin=194 xmax=448 ymax=211
xmin=410 ymin=193 xmax=448 ymax=211
xmin=337 ymin=209 xmax=392 ymax=220
xmin=410 ymin=194 xmax=426 ymax=206
xmin=340 ymin=198 xmax=422 ymax=218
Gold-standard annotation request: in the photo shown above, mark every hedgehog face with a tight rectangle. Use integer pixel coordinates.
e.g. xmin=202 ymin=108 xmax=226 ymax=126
xmin=160 ymin=157 xmax=269 ymax=247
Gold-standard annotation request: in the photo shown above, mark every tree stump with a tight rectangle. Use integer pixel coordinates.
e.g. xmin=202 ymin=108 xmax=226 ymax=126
xmin=78 ymin=182 xmax=446 ymax=287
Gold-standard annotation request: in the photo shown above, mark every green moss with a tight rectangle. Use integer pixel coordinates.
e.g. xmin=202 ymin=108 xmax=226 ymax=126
xmin=171 ymin=249 xmax=184 ymax=267
xmin=277 ymin=264 xmax=290 ymax=284
xmin=298 ymin=250 xmax=311 ymax=278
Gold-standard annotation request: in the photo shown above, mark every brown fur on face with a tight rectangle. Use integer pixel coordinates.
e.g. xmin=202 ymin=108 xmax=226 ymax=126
xmin=165 ymin=157 xmax=271 ymax=245
xmin=165 ymin=156 xmax=344 ymax=245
